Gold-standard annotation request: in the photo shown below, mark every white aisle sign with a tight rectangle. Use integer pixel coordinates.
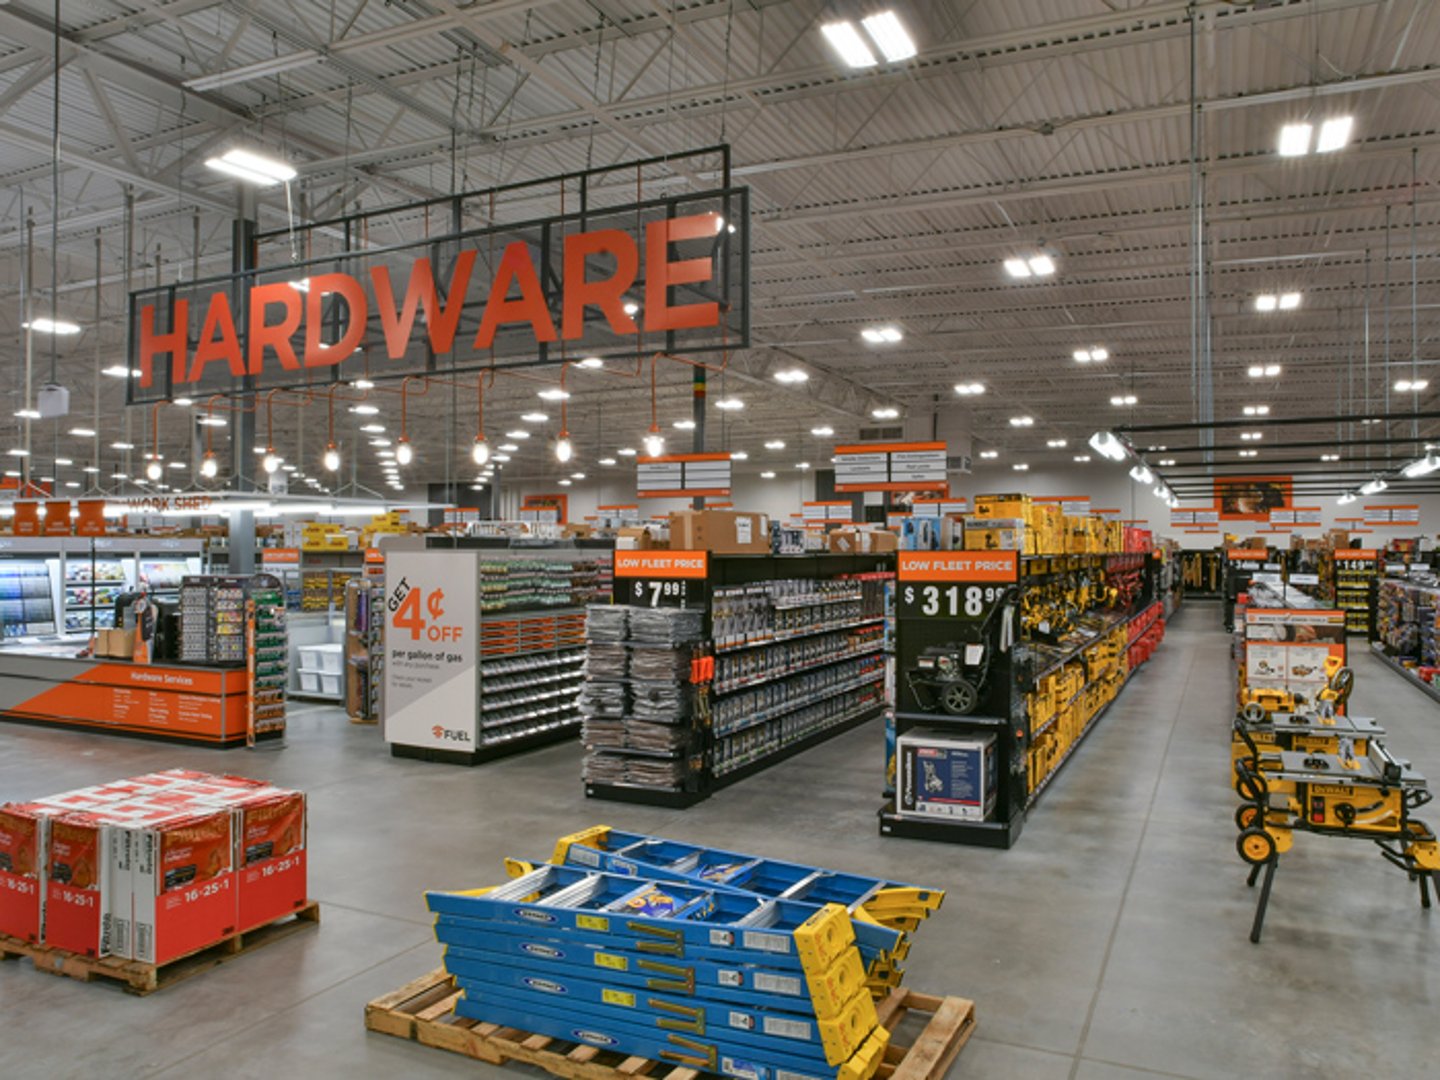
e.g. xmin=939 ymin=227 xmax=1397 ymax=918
xmin=383 ymin=550 xmax=479 ymax=750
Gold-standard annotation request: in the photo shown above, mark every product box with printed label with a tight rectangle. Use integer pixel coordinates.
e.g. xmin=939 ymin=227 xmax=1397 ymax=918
xmin=827 ymin=528 xmax=899 ymax=554
xmin=44 ymin=812 xmax=111 ymax=957
xmin=129 ymin=804 xmax=237 ymax=965
xmin=615 ymin=526 xmax=667 ymax=551
xmin=0 ymin=803 xmax=61 ymax=943
xmin=962 ymin=518 xmax=1026 ymax=552
xmin=668 ymin=510 xmax=770 ymax=555
xmin=897 ymin=729 xmax=997 ymax=821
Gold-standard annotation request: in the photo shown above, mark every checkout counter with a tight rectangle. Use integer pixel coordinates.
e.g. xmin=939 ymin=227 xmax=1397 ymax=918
xmin=0 ymin=549 xmax=281 ymax=747
xmin=0 ymin=640 xmax=255 ymax=746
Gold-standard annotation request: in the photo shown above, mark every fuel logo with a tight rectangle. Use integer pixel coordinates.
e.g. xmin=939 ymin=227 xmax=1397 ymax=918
xmin=431 ymin=726 xmax=472 ymax=743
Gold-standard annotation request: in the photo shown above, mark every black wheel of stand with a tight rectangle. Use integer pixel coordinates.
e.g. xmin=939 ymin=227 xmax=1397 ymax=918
xmin=1237 ymin=828 xmax=1277 ymax=866
xmin=1235 ymin=804 xmax=1261 ymax=831
xmin=1236 ymin=773 xmax=1267 ymax=803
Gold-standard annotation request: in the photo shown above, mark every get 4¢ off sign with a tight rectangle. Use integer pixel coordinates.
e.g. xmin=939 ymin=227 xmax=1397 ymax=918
xmin=383 ymin=550 xmax=479 ymax=750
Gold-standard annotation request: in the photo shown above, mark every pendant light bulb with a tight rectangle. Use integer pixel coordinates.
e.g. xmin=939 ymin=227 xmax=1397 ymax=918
xmin=145 ymin=459 xmax=163 ymax=481
xmin=395 ymin=437 xmax=413 ymax=466
xmin=199 ymin=452 xmax=218 ymax=479
xmin=323 ymin=443 xmax=341 ymax=472
xmin=262 ymin=448 xmax=280 ymax=474
xmin=556 ymin=433 xmax=574 ymax=464
xmin=643 ymin=426 xmax=665 ymax=458
xmin=471 ymin=435 xmax=490 ymax=466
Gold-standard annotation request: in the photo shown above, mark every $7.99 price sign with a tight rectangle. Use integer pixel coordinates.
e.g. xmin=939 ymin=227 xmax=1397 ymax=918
xmin=901 ymin=582 xmax=1007 ymax=619
xmin=630 ymin=579 xmax=690 ymax=607
xmin=389 ymin=577 xmax=464 ymax=642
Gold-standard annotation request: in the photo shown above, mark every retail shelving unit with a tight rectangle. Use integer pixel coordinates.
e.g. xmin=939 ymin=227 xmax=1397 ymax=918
xmin=879 ymin=549 xmax=1163 ymax=848
xmin=383 ymin=540 xmax=612 ymax=765
xmin=343 ymin=577 xmax=384 ymax=722
xmin=583 ymin=551 xmax=893 ymax=808
xmin=1369 ymin=574 xmax=1440 ymax=704
xmin=247 ymin=579 xmax=289 ymax=742
xmin=1333 ymin=548 xmax=1380 ymax=635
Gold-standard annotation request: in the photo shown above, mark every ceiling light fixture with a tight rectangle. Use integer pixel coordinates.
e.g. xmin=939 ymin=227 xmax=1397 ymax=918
xmin=351 ymin=379 xmax=374 ymax=390
xmin=520 ymin=412 xmax=548 ymax=423
xmin=979 ymin=450 xmax=998 ymax=459
xmin=24 ymin=317 xmax=82 ymax=335
xmin=1073 ymin=455 xmax=1092 ymax=463
xmin=69 ymin=427 xmax=96 ymax=437
xmin=1129 ymin=464 xmax=1154 ymax=484
xmin=773 ymin=368 xmax=809 ymax=384
xmin=871 ymin=407 xmax=899 ymax=419
xmin=1089 ymin=431 xmax=1127 ymax=461
xmin=204 ymin=147 xmax=297 ymax=185
xmin=1359 ymin=478 xmax=1389 ymax=495
xmin=730 ymin=451 xmax=749 ymax=461
xmin=953 ymin=382 xmax=985 ymax=396
xmin=1009 ymin=416 xmax=1034 ymax=427
xmin=811 ymin=426 xmax=835 ymax=437
xmin=1337 ymin=493 xmax=1358 ymax=505
xmin=1395 ymin=379 xmax=1430 ymax=392
xmin=395 ymin=437 xmax=413 ymax=466
xmin=1046 ymin=439 xmax=1067 ymax=448
xmin=13 ymin=408 xmax=40 ymax=420
xmin=599 ymin=457 xmax=617 ymax=466
xmin=263 ymin=448 xmax=281 ymax=474
xmin=820 ymin=19 xmax=877 ymax=67
xmin=538 ymin=388 xmax=570 ymax=402
xmin=102 ymin=365 xmax=135 ymax=378
xmin=1110 ymin=395 xmax=1138 ymax=406
xmin=1278 ymin=123 xmax=1313 ymax=157
xmin=350 ymin=404 xmax=379 ymax=415
xmin=765 ymin=440 xmax=786 ymax=450
xmin=1320 ymin=453 xmax=1341 ymax=462
xmin=1316 ymin=115 xmax=1354 ymax=153
xmin=617 ymin=447 xmax=637 ymax=457
xmin=1238 ymin=449 xmax=1258 ymax=458
xmin=1072 ymin=347 xmax=1108 ymax=363
xmin=1012 ymin=463 xmax=1029 ymax=472
xmin=1402 ymin=453 xmax=1440 ymax=478
xmin=1004 ymin=254 xmax=1056 ymax=279
xmin=1243 ymin=405 xmax=1271 ymax=416
xmin=578 ymin=356 xmax=605 ymax=369
xmin=760 ymin=471 xmax=776 ymax=479
xmin=673 ymin=419 xmax=696 ymax=430
xmin=715 ymin=397 xmax=745 ymax=411
xmin=861 ymin=325 xmax=903 ymax=344
xmin=1241 ymin=431 xmax=1263 ymax=441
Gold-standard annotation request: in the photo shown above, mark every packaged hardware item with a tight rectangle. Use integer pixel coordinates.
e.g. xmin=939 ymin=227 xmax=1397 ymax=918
xmin=896 ymin=729 xmax=997 ymax=822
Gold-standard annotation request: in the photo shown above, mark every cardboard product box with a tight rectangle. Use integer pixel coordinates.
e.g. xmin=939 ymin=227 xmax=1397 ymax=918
xmin=668 ymin=510 xmax=770 ymax=555
xmin=827 ymin=528 xmax=900 ymax=554
xmin=963 ymin=518 xmax=1026 ymax=552
xmin=972 ymin=493 xmax=1030 ymax=520
xmin=44 ymin=812 xmax=112 ymax=957
xmin=616 ymin=526 xmax=665 ymax=551
xmin=129 ymin=804 xmax=238 ymax=965
xmin=232 ymin=790 xmax=307 ymax=931
xmin=897 ymin=729 xmax=997 ymax=822
xmin=95 ymin=627 xmax=137 ymax=658
xmin=0 ymin=802 xmax=63 ymax=944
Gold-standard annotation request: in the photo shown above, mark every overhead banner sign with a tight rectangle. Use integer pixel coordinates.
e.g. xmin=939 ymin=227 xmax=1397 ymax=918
xmin=911 ymin=498 xmax=968 ymax=518
xmin=637 ymin=453 xmax=731 ymax=498
xmin=128 ymin=181 xmax=749 ymax=405
xmin=834 ymin=442 xmax=947 ymax=493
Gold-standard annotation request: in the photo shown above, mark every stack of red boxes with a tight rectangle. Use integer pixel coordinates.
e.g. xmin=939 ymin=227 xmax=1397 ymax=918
xmin=0 ymin=771 xmax=305 ymax=965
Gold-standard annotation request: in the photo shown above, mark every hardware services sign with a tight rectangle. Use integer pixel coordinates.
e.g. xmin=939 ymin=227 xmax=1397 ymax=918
xmin=382 ymin=550 xmax=480 ymax=750
xmin=127 ymin=185 xmax=749 ymax=404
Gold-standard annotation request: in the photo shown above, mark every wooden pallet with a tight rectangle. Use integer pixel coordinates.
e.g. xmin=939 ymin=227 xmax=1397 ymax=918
xmin=0 ymin=900 xmax=320 ymax=995
xmin=364 ymin=969 xmax=975 ymax=1080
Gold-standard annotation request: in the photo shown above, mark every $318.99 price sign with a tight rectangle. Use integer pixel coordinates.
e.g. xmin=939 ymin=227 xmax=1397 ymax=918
xmin=899 ymin=582 xmax=1008 ymax=619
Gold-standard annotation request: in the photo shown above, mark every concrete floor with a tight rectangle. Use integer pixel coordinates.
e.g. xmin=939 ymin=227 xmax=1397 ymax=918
xmin=2 ymin=602 xmax=1437 ymax=1079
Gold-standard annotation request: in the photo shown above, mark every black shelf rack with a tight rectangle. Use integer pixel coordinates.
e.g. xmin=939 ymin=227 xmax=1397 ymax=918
xmin=880 ymin=549 xmax=1162 ymax=849
xmin=584 ymin=552 xmax=894 ymax=807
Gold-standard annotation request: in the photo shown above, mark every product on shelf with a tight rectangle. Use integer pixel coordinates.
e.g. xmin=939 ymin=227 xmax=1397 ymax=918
xmin=0 ymin=771 xmax=305 ymax=961
xmin=0 ymin=560 xmax=57 ymax=638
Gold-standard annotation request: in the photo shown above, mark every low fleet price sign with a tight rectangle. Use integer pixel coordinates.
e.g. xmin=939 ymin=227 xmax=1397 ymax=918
xmin=382 ymin=550 xmax=479 ymax=750
xmin=897 ymin=551 xmax=1018 ymax=619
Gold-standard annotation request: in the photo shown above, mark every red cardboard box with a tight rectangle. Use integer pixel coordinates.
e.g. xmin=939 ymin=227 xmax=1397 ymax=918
xmin=0 ymin=803 xmax=58 ymax=944
xmin=45 ymin=813 xmax=110 ymax=957
xmin=234 ymin=791 xmax=307 ymax=931
xmin=132 ymin=806 xmax=237 ymax=965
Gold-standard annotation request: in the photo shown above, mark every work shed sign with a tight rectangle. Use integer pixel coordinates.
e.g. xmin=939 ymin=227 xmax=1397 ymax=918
xmin=128 ymin=184 xmax=748 ymax=403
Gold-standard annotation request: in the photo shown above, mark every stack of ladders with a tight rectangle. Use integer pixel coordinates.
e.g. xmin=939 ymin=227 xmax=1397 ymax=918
xmin=426 ymin=831 xmax=944 ymax=1080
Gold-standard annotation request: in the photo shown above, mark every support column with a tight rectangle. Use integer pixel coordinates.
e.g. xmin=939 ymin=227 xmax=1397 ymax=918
xmin=691 ymin=365 xmax=705 ymax=510
xmin=229 ymin=188 xmax=258 ymax=575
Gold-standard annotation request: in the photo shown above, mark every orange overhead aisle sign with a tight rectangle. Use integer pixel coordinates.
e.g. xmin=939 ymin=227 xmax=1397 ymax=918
xmin=75 ymin=499 xmax=107 ymax=537
xmin=636 ymin=452 xmax=732 ymax=498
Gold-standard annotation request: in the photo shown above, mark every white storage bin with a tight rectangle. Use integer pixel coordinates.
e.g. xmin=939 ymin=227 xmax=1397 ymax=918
xmin=315 ymin=643 xmax=344 ymax=674
xmin=298 ymin=669 xmax=320 ymax=693
xmin=319 ymin=672 xmax=341 ymax=696
xmin=297 ymin=645 xmax=323 ymax=671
